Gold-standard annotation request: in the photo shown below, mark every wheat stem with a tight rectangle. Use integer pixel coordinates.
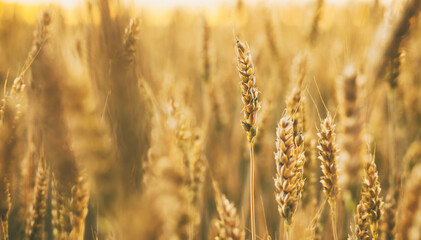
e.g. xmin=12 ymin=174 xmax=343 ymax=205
xmin=249 ymin=142 xmax=256 ymax=240
xmin=1 ymin=219 xmax=8 ymax=240
xmin=330 ymin=204 xmax=338 ymax=240
xmin=285 ymin=227 xmax=290 ymax=240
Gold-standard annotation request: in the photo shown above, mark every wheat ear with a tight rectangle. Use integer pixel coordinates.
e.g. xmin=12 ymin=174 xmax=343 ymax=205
xmin=338 ymin=66 xmax=363 ymax=201
xmin=274 ymin=113 xmax=305 ymax=238
xmin=213 ymin=181 xmax=245 ymax=240
xmin=361 ymin=153 xmax=383 ymax=239
xmin=354 ymin=198 xmax=370 ymax=240
xmin=317 ymin=113 xmax=339 ymax=240
xmin=26 ymin=155 xmax=48 ymax=240
xmin=69 ymin=173 xmax=90 ymax=240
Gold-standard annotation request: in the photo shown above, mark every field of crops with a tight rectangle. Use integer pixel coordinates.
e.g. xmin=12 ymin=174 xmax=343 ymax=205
xmin=0 ymin=0 xmax=421 ymax=239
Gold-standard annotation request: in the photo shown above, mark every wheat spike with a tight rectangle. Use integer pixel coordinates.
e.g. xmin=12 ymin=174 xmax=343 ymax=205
xmin=29 ymin=10 xmax=51 ymax=60
xmin=26 ymin=155 xmax=48 ymax=240
xmin=359 ymin=153 xmax=383 ymax=240
xmin=274 ymin=113 xmax=305 ymax=231
xmin=317 ymin=112 xmax=339 ymax=240
xmin=318 ymin=113 xmax=339 ymax=207
xmin=338 ymin=65 xmax=363 ymax=201
xmin=69 ymin=173 xmax=90 ymax=240
xmin=122 ymin=18 xmax=140 ymax=65
xmin=51 ymin=174 xmax=61 ymax=239
xmin=309 ymin=0 xmax=324 ymax=44
xmin=387 ymin=49 xmax=404 ymax=89
xmin=108 ymin=16 xmax=150 ymax=196
xmin=235 ymin=39 xmax=260 ymax=144
xmin=354 ymin=199 xmax=370 ymax=240
xmin=190 ymin=132 xmax=206 ymax=204
xmin=213 ymin=182 xmax=245 ymax=240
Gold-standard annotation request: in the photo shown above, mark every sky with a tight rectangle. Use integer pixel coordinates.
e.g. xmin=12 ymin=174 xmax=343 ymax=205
xmin=3 ymin=0 xmax=393 ymax=9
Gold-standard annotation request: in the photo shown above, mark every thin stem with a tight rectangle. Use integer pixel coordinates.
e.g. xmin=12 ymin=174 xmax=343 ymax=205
xmin=248 ymin=143 xmax=256 ymax=240
xmin=330 ymin=204 xmax=338 ymax=240
xmin=284 ymin=224 xmax=290 ymax=240
xmin=1 ymin=219 xmax=8 ymax=240
xmin=188 ymin=205 xmax=194 ymax=240
xmin=387 ymin=89 xmax=396 ymax=189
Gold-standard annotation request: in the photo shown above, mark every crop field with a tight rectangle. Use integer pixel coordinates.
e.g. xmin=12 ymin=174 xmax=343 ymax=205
xmin=0 ymin=0 xmax=421 ymax=239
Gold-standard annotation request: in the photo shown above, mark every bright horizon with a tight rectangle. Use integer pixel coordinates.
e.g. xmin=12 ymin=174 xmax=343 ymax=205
xmin=3 ymin=0 xmax=393 ymax=9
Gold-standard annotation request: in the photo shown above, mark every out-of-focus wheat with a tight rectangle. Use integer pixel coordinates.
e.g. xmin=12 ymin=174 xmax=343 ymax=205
xmin=25 ymin=155 xmax=48 ymax=240
xmin=213 ymin=182 xmax=245 ymax=240
xmin=399 ymin=164 xmax=421 ymax=240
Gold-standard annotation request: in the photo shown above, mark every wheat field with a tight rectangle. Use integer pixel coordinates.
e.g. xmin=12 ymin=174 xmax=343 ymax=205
xmin=0 ymin=0 xmax=421 ymax=239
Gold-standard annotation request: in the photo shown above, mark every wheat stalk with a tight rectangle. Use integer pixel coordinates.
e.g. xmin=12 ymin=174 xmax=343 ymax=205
xmin=235 ymin=39 xmax=260 ymax=240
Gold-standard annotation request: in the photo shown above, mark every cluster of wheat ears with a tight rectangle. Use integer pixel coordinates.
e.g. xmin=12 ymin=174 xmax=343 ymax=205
xmin=1 ymin=0 xmax=421 ymax=239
